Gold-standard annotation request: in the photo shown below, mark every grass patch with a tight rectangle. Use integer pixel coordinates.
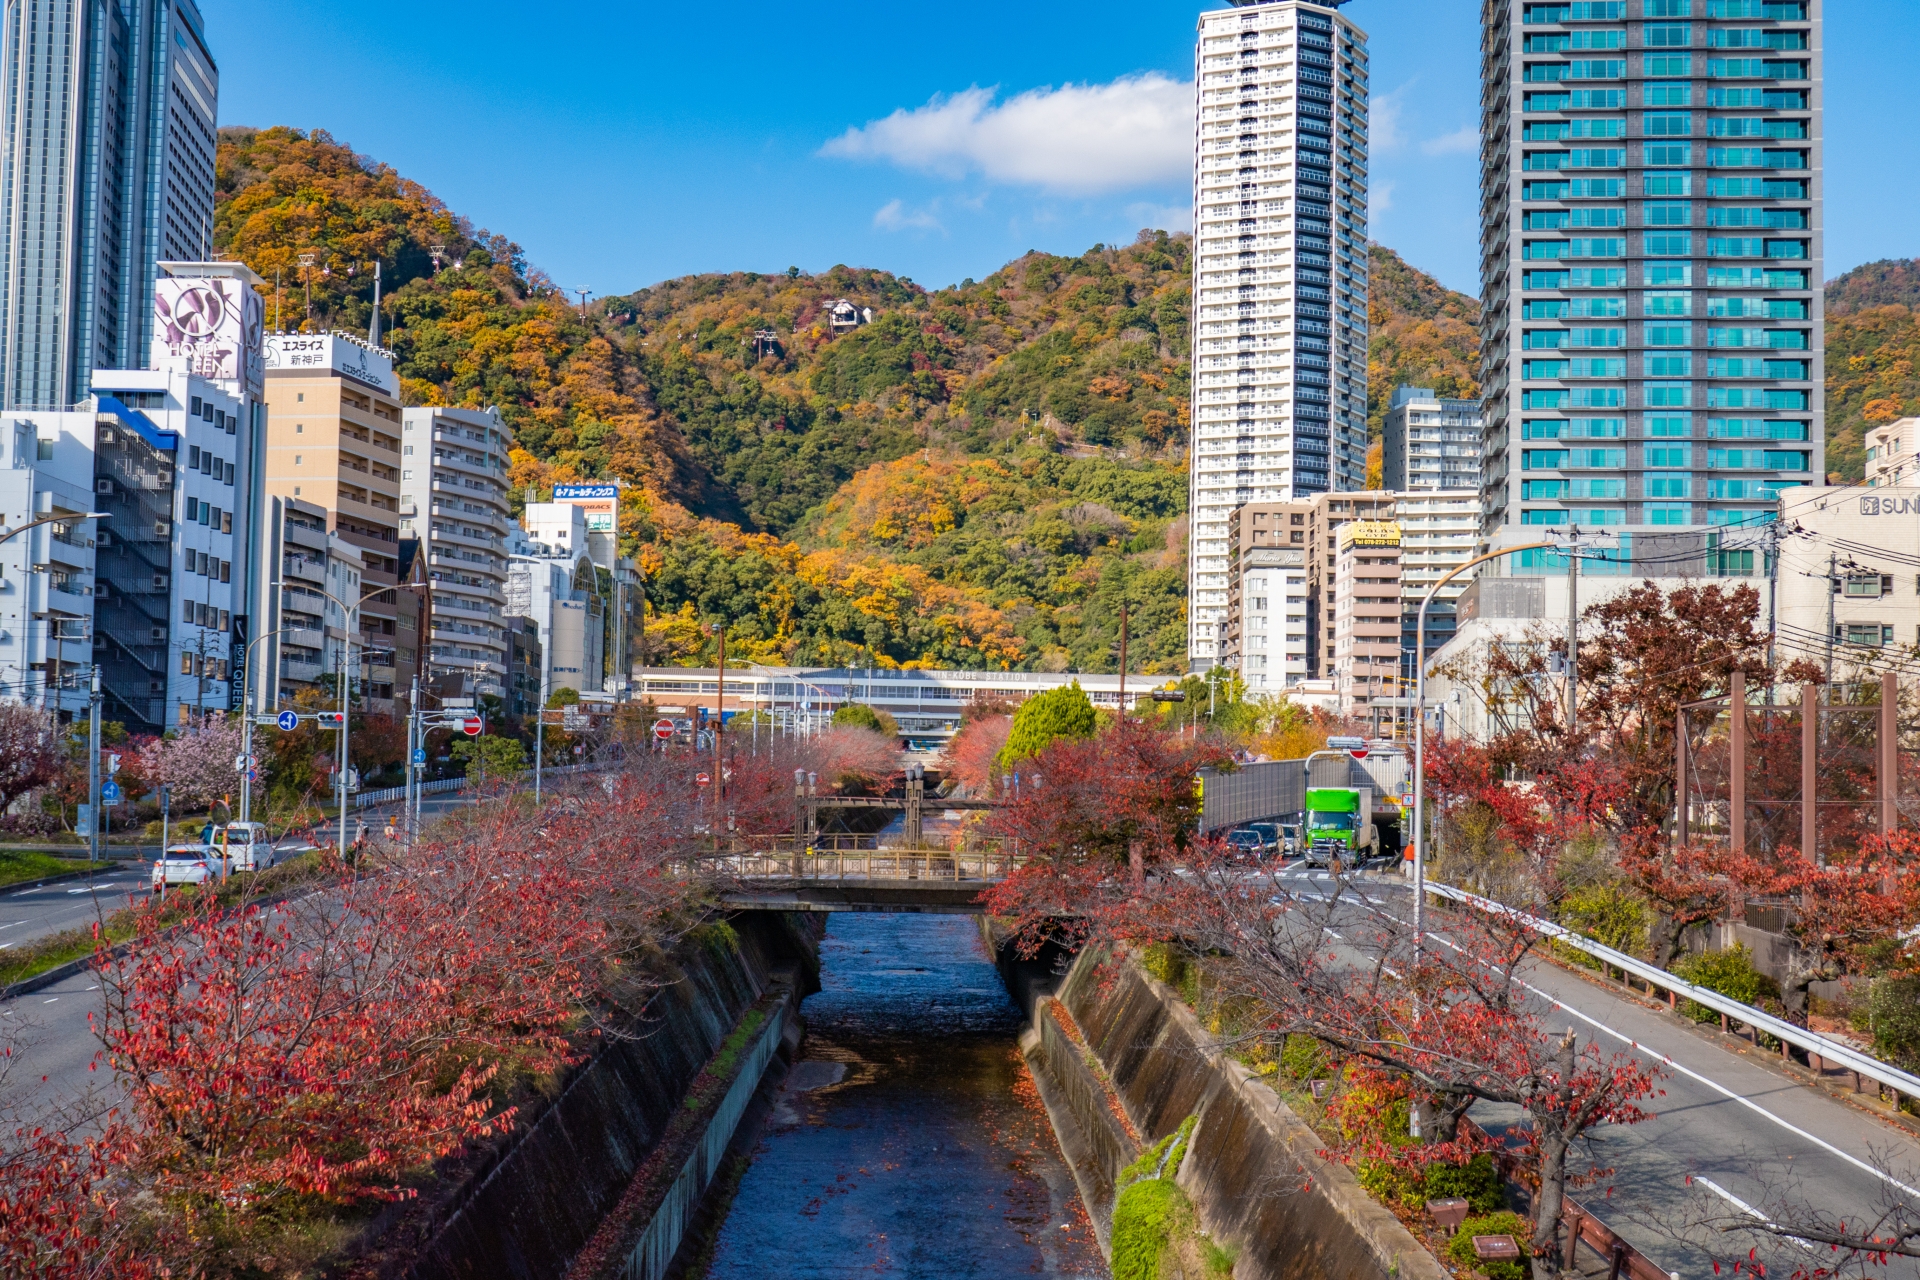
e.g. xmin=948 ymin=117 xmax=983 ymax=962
xmin=1112 ymin=1117 xmax=1232 ymax=1279
xmin=0 ymin=849 xmax=92 ymax=888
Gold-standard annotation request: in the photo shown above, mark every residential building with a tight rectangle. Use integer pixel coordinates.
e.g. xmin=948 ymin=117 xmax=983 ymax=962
xmin=1383 ymin=386 xmax=1483 ymax=492
xmin=1187 ymin=0 xmax=1371 ymax=668
xmin=86 ymin=373 xmax=246 ymax=731
xmin=1478 ymin=0 xmax=1823 ymax=563
xmin=0 ymin=411 xmax=97 ymax=717
xmin=1305 ymin=490 xmax=1396 ymax=679
xmin=506 ymin=508 xmax=606 ymax=697
xmin=1221 ymin=501 xmax=1312 ymax=690
xmin=266 ymin=497 xmax=337 ymax=700
xmin=1328 ymin=518 xmax=1403 ymax=721
xmin=1774 ymin=486 xmax=1920 ymax=675
xmin=1864 ymin=418 xmax=1919 ymax=488
xmin=1397 ymin=490 xmax=1482 ymax=684
xmin=261 ymin=333 xmax=404 ymax=711
xmin=94 ymin=261 xmax=269 ymax=727
xmin=0 ymin=0 xmax=219 ymax=408
xmin=399 ymin=406 xmax=511 ymax=696
xmin=505 ymin=615 xmax=542 ymax=722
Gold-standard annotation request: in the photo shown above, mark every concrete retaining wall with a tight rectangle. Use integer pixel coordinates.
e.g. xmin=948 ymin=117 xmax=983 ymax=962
xmin=1038 ymin=948 xmax=1450 ymax=1280
xmin=340 ymin=912 xmax=821 ymax=1280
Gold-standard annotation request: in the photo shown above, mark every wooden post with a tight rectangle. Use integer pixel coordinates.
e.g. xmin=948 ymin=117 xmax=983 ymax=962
xmin=1730 ymin=671 xmax=1746 ymax=855
xmin=1802 ymin=682 xmax=1819 ymax=862
xmin=1881 ymin=671 xmax=1898 ymax=838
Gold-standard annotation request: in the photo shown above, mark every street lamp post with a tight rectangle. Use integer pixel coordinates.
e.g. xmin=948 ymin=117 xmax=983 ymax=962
xmin=1410 ymin=540 xmax=1562 ymax=946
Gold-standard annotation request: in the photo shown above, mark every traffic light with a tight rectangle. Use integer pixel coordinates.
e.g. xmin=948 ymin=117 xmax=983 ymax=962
xmin=317 ymin=712 xmax=346 ymax=728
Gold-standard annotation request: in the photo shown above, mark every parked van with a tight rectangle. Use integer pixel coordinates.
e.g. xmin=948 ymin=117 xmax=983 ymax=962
xmin=216 ymin=822 xmax=277 ymax=872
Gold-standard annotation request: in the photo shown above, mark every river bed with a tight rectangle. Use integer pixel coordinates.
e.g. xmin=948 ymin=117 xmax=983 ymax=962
xmin=698 ymin=914 xmax=1106 ymax=1279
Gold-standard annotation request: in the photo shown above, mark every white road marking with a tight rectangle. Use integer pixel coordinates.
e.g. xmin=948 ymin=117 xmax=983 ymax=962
xmin=1695 ymin=1175 xmax=1815 ymax=1251
xmin=41 ymin=997 xmax=56 ymax=1003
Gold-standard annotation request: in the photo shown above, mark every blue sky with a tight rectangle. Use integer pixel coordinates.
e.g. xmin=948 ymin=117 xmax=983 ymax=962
xmin=201 ymin=0 xmax=1917 ymax=300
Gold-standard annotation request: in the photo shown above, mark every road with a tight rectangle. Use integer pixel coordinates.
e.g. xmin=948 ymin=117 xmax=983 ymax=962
xmin=1270 ymin=863 xmax=1920 ymax=1277
xmin=0 ymin=861 xmax=149 ymax=951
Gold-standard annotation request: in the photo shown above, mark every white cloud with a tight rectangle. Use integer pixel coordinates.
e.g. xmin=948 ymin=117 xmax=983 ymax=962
xmin=1373 ymin=181 xmax=1395 ymax=218
xmin=873 ymin=199 xmax=945 ymax=233
xmin=1420 ymin=125 xmax=1479 ymax=157
xmin=821 ymin=74 xmax=1193 ymax=196
xmin=1371 ymin=83 xmax=1415 ymax=153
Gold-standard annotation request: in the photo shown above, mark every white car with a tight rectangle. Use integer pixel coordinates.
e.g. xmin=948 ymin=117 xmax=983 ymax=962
xmin=216 ymin=822 xmax=277 ymax=871
xmin=152 ymin=846 xmax=222 ymax=889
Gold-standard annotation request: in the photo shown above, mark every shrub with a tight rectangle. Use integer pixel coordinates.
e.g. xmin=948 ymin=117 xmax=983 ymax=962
xmin=1447 ymin=1210 xmax=1533 ymax=1280
xmin=1557 ymin=881 xmax=1648 ymax=957
xmin=1113 ymin=1118 xmax=1230 ymax=1280
xmin=1423 ymin=1153 xmax=1505 ymax=1215
xmin=1672 ymin=943 xmax=1778 ymax=1024
xmin=1868 ymin=977 xmax=1920 ymax=1072
xmin=1279 ymin=1032 xmax=1327 ymax=1081
xmin=832 ymin=703 xmax=899 ymax=736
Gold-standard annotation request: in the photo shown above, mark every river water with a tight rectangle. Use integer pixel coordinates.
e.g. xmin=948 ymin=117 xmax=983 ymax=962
xmin=699 ymin=914 xmax=1107 ymax=1279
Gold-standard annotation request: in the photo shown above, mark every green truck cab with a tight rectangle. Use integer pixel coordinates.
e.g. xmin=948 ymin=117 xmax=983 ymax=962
xmin=1304 ymin=786 xmax=1375 ymax=867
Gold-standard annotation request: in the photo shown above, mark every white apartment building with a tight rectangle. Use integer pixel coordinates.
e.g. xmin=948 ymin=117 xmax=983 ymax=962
xmin=1397 ymin=490 xmax=1482 ymax=682
xmin=1187 ymin=0 xmax=1371 ymax=669
xmin=507 ymin=506 xmax=606 ymax=697
xmin=1383 ymin=386 xmax=1483 ymax=492
xmin=0 ymin=412 xmax=98 ymax=717
xmin=1865 ymin=417 xmax=1919 ymax=489
xmin=400 ymin=406 xmax=512 ymax=694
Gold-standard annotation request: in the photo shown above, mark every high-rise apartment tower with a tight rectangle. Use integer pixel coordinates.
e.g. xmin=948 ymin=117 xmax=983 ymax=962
xmin=0 ymin=0 xmax=218 ymax=408
xmin=1478 ymin=0 xmax=1821 ymax=557
xmin=1188 ymin=0 xmax=1371 ymax=669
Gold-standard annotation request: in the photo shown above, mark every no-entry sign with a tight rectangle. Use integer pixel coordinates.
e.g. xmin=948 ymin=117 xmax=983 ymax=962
xmin=462 ymin=717 xmax=484 ymax=737
xmin=653 ymin=718 xmax=675 ymax=741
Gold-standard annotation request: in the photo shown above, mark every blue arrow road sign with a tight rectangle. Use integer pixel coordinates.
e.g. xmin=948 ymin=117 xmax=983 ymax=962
xmin=100 ymin=781 xmax=121 ymax=804
xmin=412 ymin=748 xmax=427 ymax=765
xmin=277 ymin=710 xmax=300 ymax=731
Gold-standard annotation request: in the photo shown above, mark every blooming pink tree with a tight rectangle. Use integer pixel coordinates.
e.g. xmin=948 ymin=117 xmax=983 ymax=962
xmin=132 ymin=714 xmax=242 ymax=814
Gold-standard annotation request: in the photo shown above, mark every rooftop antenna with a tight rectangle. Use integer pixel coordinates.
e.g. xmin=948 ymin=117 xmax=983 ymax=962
xmin=369 ymin=261 xmax=383 ymax=347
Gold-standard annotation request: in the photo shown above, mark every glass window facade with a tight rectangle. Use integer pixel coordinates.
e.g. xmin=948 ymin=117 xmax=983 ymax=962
xmin=1485 ymin=0 xmax=1820 ymax=541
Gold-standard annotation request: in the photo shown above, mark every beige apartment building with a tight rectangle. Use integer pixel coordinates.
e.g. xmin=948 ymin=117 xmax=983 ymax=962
xmin=1329 ymin=519 xmax=1403 ymax=724
xmin=1866 ymin=418 xmax=1920 ymax=489
xmin=262 ymin=334 xmax=404 ymax=711
xmin=1305 ymin=491 xmax=1397 ymax=681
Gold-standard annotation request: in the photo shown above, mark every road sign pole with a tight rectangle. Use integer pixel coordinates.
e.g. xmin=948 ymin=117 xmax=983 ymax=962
xmin=87 ymin=666 xmax=100 ymax=869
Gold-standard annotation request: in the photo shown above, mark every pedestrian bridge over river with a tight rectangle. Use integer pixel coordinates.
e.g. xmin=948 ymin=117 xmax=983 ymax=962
xmin=692 ymin=837 xmax=1028 ymax=913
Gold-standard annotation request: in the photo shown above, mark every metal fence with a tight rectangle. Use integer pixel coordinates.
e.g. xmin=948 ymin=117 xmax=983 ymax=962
xmin=621 ymin=997 xmax=790 ymax=1280
xmin=1427 ymin=879 xmax=1920 ymax=1100
xmin=351 ymin=762 xmax=607 ymax=810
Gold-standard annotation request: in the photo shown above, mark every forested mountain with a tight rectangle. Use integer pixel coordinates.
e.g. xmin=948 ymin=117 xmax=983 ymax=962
xmin=1824 ymin=258 xmax=1920 ymax=483
xmin=210 ymin=126 xmax=1473 ymax=673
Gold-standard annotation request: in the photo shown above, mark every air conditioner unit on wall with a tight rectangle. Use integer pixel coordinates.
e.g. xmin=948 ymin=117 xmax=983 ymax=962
xmin=95 ymin=479 xmax=112 ymax=493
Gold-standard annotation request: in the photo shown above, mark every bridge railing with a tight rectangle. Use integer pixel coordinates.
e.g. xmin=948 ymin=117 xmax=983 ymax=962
xmin=690 ymin=845 xmax=1026 ymax=884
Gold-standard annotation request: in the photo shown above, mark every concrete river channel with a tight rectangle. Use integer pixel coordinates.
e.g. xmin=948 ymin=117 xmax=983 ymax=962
xmin=696 ymin=915 xmax=1107 ymax=1280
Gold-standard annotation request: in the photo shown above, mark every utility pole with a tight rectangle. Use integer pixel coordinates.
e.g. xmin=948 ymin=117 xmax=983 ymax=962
xmin=715 ymin=626 xmax=726 ymax=804
xmin=1117 ymin=603 xmax=1128 ymax=721
xmin=300 ymin=252 xmax=317 ymax=327
xmin=1825 ymin=550 xmax=1837 ymax=698
xmin=574 ymin=289 xmax=591 ymax=319
xmin=336 ymin=644 xmax=350 ymax=864
xmin=1567 ymin=524 xmax=1581 ymax=735
xmin=405 ymin=672 xmax=420 ymax=844
xmin=87 ymin=666 xmax=100 ymax=867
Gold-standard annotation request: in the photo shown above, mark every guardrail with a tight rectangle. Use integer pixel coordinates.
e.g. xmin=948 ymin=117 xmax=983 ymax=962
xmin=351 ymin=762 xmax=609 ymax=810
xmin=692 ymin=848 xmax=1027 ymax=883
xmin=735 ymin=832 xmax=1000 ymax=854
xmin=1424 ymin=879 xmax=1920 ymax=1102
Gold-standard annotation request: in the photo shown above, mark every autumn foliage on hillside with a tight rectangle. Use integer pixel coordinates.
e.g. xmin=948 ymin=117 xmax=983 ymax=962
xmin=1365 ymin=245 xmax=1482 ymax=439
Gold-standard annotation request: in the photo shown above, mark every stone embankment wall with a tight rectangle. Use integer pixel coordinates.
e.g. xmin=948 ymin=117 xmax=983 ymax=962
xmin=1018 ymin=941 xmax=1450 ymax=1280
xmin=342 ymin=912 xmax=821 ymax=1280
